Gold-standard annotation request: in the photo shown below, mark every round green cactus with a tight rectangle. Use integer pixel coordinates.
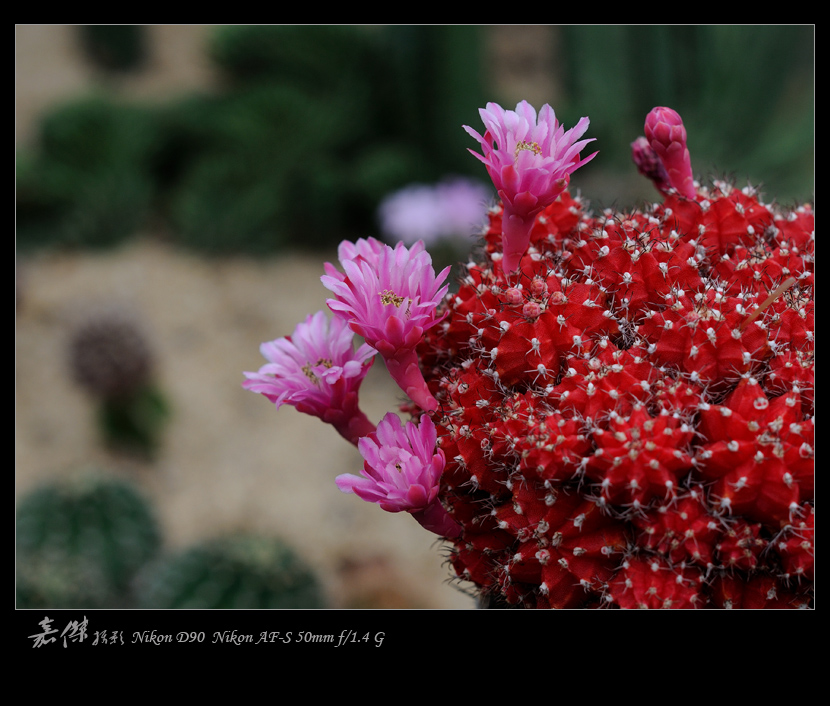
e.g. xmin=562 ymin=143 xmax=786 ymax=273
xmin=136 ymin=534 xmax=326 ymax=609
xmin=16 ymin=473 xmax=163 ymax=608
xmin=16 ymin=553 xmax=118 ymax=609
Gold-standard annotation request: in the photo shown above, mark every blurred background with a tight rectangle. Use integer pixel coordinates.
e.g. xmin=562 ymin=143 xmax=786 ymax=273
xmin=15 ymin=25 xmax=814 ymax=609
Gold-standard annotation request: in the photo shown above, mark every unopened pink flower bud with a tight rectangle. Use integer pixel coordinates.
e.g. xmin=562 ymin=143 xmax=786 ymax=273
xmin=631 ymin=135 xmax=670 ymax=193
xmin=523 ymin=301 xmax=541 ymax=319
xmin=644 ymin=107 xmax=696 ymax=199
xmin=530 ymin=277 xmax=548 ymax=297
xmin=505 ymin=287 xmax=523 ymax=305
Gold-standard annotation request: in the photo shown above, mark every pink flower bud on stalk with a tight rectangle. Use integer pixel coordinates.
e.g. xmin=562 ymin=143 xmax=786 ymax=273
xmin=644 ymin=106 xmax=696 ymax=199
xmin=630 ymin=135 xmax=670 ymax=192
xmin=322 ymin=239 xmax=450 ymax=412
xmin=242 ymin=311 xmax=377 ymax=445
xmin=464 ymin=100 xmax=597 ymax=274
xmin=336 ymin=412 xmax=462 ymax=538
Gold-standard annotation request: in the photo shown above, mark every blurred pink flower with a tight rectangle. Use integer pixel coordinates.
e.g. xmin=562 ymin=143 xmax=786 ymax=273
xmin=322 ymin=239 xmax=450 ymax=412
xmin=377 ymin=177 xmax=492 ymax=246
xmin=242 ymin=310 xmax=377 ymax=445
xmin=644 ymin=106 xmax=696 ymax=199
xmin=465 ymin=100 xmax=596 ymax=273
xmin=336 ymin=412 xmax=461 ymax=538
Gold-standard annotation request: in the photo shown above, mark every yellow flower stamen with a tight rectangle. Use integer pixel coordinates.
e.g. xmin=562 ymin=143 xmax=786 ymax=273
xmin=302 ymin=358 xmax=333 ymax=384
xmin=380 ymin=290 xmax=405 ymax=307
xmin=515 ymin=140 xmax=542 ymax=159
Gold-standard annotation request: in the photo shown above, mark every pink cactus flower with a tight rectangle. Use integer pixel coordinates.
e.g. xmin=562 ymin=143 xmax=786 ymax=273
xmin=464 ymin=100 xmax=597 ymax=274
xmin=336 ymin=412 xmax=461 ymax=538
xmin=644 ymin=106 xmax=696 ymax=199
xmin=242 ymin=310 xmax=377 ymax=445
xmin=322 ymin=239 xmax=450 ymax=412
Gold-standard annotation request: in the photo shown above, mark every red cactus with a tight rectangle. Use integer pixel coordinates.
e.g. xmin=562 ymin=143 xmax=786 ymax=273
xmin=251 ymin=102 xmax=814 ymax=609
xmin=774 ymin=504 xmax=814 ymax=582
xmin=607 ymin=556 xmax=705 ymax=609
xmin=415 ymin=104 xmax=814 ymax=608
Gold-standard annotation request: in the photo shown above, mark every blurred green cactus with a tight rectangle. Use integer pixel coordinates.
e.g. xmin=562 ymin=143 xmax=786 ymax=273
xmin=136 ymin=534 xmax=326 ymax=609
xmin=16 ymin=473 xmax=163 ymax=608
xmin=68 ymin=306 xmax=170 ymax=458
xmin=556 ymin=25 xmax=814 ymax=205
xmin=78 ymin=25 xmax=148 ymax=73
xmin=17 ymin=25 xmax=487 ymax=255
xmin=16 ymin=95 xmax=160 ymax=251
xmin=17 ymin=553 xmax=121 ymax=609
